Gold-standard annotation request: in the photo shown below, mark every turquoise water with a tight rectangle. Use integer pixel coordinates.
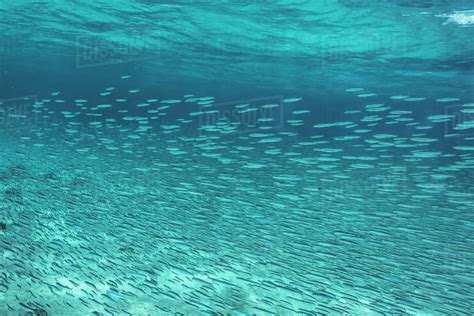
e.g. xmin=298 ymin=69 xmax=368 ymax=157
xmin=1 ymin=1 xmax=473 ymax=315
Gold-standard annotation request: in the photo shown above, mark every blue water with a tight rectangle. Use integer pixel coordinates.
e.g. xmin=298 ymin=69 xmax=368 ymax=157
xmin=1 ymin=1 xmax=473 ymax=315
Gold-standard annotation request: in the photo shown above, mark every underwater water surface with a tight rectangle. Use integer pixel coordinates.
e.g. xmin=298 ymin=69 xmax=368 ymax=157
xmin=1 ymin=1 xmax=474 ymax=315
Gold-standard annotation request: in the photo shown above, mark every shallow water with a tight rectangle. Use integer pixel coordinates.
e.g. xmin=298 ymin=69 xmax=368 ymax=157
xmin=1 ymin=1 xmax=473 ymax=315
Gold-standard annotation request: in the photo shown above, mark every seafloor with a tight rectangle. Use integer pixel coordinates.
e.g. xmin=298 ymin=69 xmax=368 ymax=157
xmin=1 ymin=108 xmax=473 ymax=315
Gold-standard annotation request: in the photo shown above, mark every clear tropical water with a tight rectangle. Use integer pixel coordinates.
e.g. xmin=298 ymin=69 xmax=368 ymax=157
xmin=1 ymin=1 xmax=473 ymax=315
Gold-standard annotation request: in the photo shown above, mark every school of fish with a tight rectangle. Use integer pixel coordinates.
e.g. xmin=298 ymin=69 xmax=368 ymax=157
xmin=1 ymin=75 xmax=473 ymax=315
